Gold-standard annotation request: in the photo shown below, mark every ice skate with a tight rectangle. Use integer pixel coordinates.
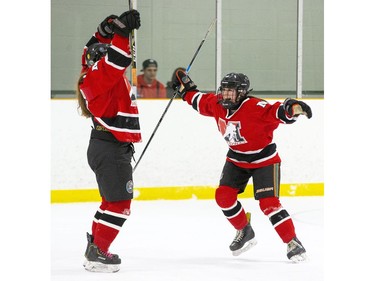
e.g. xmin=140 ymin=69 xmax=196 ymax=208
xmin=84 ymin=232 xmax=93 ymax=258
xmin=84 ymin=232 xmax=119 ymax=260
xmin=287 ymin=237 xmax=307 ymax=263
xmin=230 ymin=214 xmax=257 ymax=256
xmin=83 ymin=239 xmax=121 ymax=273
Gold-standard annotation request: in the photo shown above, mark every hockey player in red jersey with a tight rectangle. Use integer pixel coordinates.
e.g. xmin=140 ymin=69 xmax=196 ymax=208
xmin=76 ymin=10 xmax=141 ymax=272
xmin=173 ymin=70 xmax=312 ymax=262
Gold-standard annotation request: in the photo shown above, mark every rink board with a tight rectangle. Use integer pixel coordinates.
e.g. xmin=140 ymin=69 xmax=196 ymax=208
xmin=51 ymin=182 xmax=324 ymax=203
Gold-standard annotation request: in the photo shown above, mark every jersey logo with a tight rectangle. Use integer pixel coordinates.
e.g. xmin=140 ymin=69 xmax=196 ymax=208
xmin=256 ymin=100 xmax=268 ymax=108
xmin=92 ymin=61 xmax=99 ymax=71
xmin=218 ymin=118 xmax=247 ymax=146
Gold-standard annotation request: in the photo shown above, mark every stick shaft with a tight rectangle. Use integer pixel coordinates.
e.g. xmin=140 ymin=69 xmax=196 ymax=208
xmin=186 ymin=18 xmax=216 ymax=73
xmin=133 ymin=18 xmax=217 ymax=172
xmin=133 ymin=97 xmax=174 ymax=171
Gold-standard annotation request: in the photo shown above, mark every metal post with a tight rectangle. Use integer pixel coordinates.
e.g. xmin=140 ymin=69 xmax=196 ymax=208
xmin=216 ymin=0 xmax=222 ymax=91
xmin=296 ymin=0 xmax=304 ymax=98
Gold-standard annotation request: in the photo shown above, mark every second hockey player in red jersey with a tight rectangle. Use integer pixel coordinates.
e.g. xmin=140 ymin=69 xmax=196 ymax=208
xmin=173 ymin=70 xmax=312 ymax=262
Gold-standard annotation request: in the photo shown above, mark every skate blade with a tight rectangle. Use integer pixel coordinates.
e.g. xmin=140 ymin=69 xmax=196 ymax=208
xmin=290 ymin=252 xmax=308 ymax=263
xmin=83 ymin=260 xmax=120 ymax=273
xmin=232 ymin=238 xmax=257 ymax=257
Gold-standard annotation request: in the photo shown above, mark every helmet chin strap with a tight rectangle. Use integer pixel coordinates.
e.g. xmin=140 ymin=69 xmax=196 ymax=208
xmin=220 ymin=90 xmax=250 ymax=110
xmin=220 ymin=99 xmax=239 ymax=110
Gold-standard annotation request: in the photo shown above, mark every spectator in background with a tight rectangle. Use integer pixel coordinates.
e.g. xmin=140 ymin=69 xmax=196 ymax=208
xmin=137 ymin=59 xmax=167 ymax=98
xmin=166 ymin=67 xmax=186 ymax=98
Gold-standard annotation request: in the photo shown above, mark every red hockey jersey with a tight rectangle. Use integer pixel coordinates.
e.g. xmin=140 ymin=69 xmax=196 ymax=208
xmin=183 ymin=91 xmax=297 ymax=169
xmin=79 ymin=33 xmax=142 ymax=143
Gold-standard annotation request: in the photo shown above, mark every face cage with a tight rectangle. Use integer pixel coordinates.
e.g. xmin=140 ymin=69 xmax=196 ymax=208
xmin=86 ymin=45 xmax=109 ymax=67
xmin=86 ymin=53 xmax=104 ymax=67
xmin=216 ymin=87 xmax=238 ymax=109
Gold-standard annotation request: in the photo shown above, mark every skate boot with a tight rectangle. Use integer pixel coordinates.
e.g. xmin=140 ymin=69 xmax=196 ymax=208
xmin=83 ymin=239 xmax=121 ymax=273
xmin=230 ymin=214 xmax=257 ymax=256
xmin=84 ymin=232 xmax=93 ymax=259
xmin=287 ymin=237 xmax=307 ymax=263
xmin=84 ymin=232 xmax=119 ymax=260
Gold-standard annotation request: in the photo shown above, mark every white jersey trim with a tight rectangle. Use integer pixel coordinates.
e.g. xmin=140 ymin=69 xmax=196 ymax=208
xmin=227 ymin=151 xmax=278 ymax=164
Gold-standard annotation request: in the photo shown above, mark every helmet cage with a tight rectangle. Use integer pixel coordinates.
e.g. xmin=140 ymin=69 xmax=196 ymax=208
xmin=85 ymin=43 xmax=111 ymax=67
xmin=217 ymin=73 xmax=251 ymax=109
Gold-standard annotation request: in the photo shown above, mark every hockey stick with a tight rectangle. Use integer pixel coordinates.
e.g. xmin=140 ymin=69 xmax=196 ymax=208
xmin=172 ymin=18 xmax=217 ymax=96
xmin=186 ymin=18 xmax=217 ymax=74
xmin=128 ymin=0 xmax=137 ymax=95
xmin=133 ymin=18 xmax=217 ymax=172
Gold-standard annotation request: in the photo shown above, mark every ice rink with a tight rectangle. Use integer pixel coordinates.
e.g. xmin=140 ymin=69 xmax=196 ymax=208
xmin=51 ymin=197 xmax=323 ymax=281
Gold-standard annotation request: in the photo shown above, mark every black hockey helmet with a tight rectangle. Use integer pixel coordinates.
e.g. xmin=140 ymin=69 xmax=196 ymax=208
xmin=217 ymin=73 xmax=252 ymax=109
xmin=85 ymin=43 xmax=111 ymax=67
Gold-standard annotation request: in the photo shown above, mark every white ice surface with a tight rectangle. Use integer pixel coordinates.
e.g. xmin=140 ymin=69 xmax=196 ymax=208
xmin=51 ymin=197 xmax=323 ymax=281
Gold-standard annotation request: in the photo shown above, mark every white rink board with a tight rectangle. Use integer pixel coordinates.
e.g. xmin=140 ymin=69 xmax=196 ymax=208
xmin=51 ymin=99 xmax=323 ymax=189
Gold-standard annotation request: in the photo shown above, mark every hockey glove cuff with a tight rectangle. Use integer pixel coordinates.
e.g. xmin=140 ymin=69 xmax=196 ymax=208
xmin=113 ymin=10 xmax=141 ymax=37
xmin=172 ymin=69 xmax=197 ymax=100
xmin=97 ymin=15 xmax=117 ymax=39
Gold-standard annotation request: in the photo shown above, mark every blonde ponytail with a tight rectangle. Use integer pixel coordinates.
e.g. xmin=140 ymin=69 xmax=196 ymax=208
xmin=76 ymin=73 xmax=92 ymax=118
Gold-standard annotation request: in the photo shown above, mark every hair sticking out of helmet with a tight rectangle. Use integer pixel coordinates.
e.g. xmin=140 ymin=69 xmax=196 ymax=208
xmin=217 ymin=72 xmax=252 ymax=110
xmin=85 ymin=43 xmax=111 ymax=67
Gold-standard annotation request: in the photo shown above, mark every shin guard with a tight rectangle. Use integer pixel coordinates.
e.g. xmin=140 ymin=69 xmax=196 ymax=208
xmin=94 ymin=199 xmax=131 ymax=252
xmin=215 ymin=185 xmax=248 ymax=230
xmin=91 ymin=199 xmax=109 ymax=235
xmin=259 ymin=197 xmax=296 ymax=243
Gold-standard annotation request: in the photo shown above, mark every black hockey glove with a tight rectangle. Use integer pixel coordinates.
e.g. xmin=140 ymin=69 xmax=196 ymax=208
xmin=112 ymin=10 xmax=141 ymax=37
xmin=283 ymin=98 xmax=312 ymax=119
xmin=172 ymin=69 xmax=197 ymax=99
xmin=97 ymin=15 xmax=117 ymax=39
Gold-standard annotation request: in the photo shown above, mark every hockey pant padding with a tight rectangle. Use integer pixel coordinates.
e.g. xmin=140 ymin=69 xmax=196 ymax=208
xmin=259 ymin=196 xmax=296 ymax=243
xmin=93 ymin=198 xmax=131 ymax=252
xmin=215 ymin=185 xmax=248 ymax=230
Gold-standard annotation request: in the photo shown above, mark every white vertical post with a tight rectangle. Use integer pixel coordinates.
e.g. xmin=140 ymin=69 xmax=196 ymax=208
xmin=296 ymin=0 xmax=303 ymax=98
xmin=128 ymin=0 xmax=137 ymax=97
xmin=216 ymin=0 xmax=222 ymax=91
xmin=133 ymin=0 xmax=137 ymax=80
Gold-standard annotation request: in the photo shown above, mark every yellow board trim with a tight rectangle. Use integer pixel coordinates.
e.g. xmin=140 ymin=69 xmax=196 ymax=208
xmin=51 ymin=183 xmax=324 ymax=203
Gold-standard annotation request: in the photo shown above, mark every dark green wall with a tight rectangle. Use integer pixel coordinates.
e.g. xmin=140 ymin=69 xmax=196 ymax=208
xmin=51 ymin=0 xmax=323 ymax=96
